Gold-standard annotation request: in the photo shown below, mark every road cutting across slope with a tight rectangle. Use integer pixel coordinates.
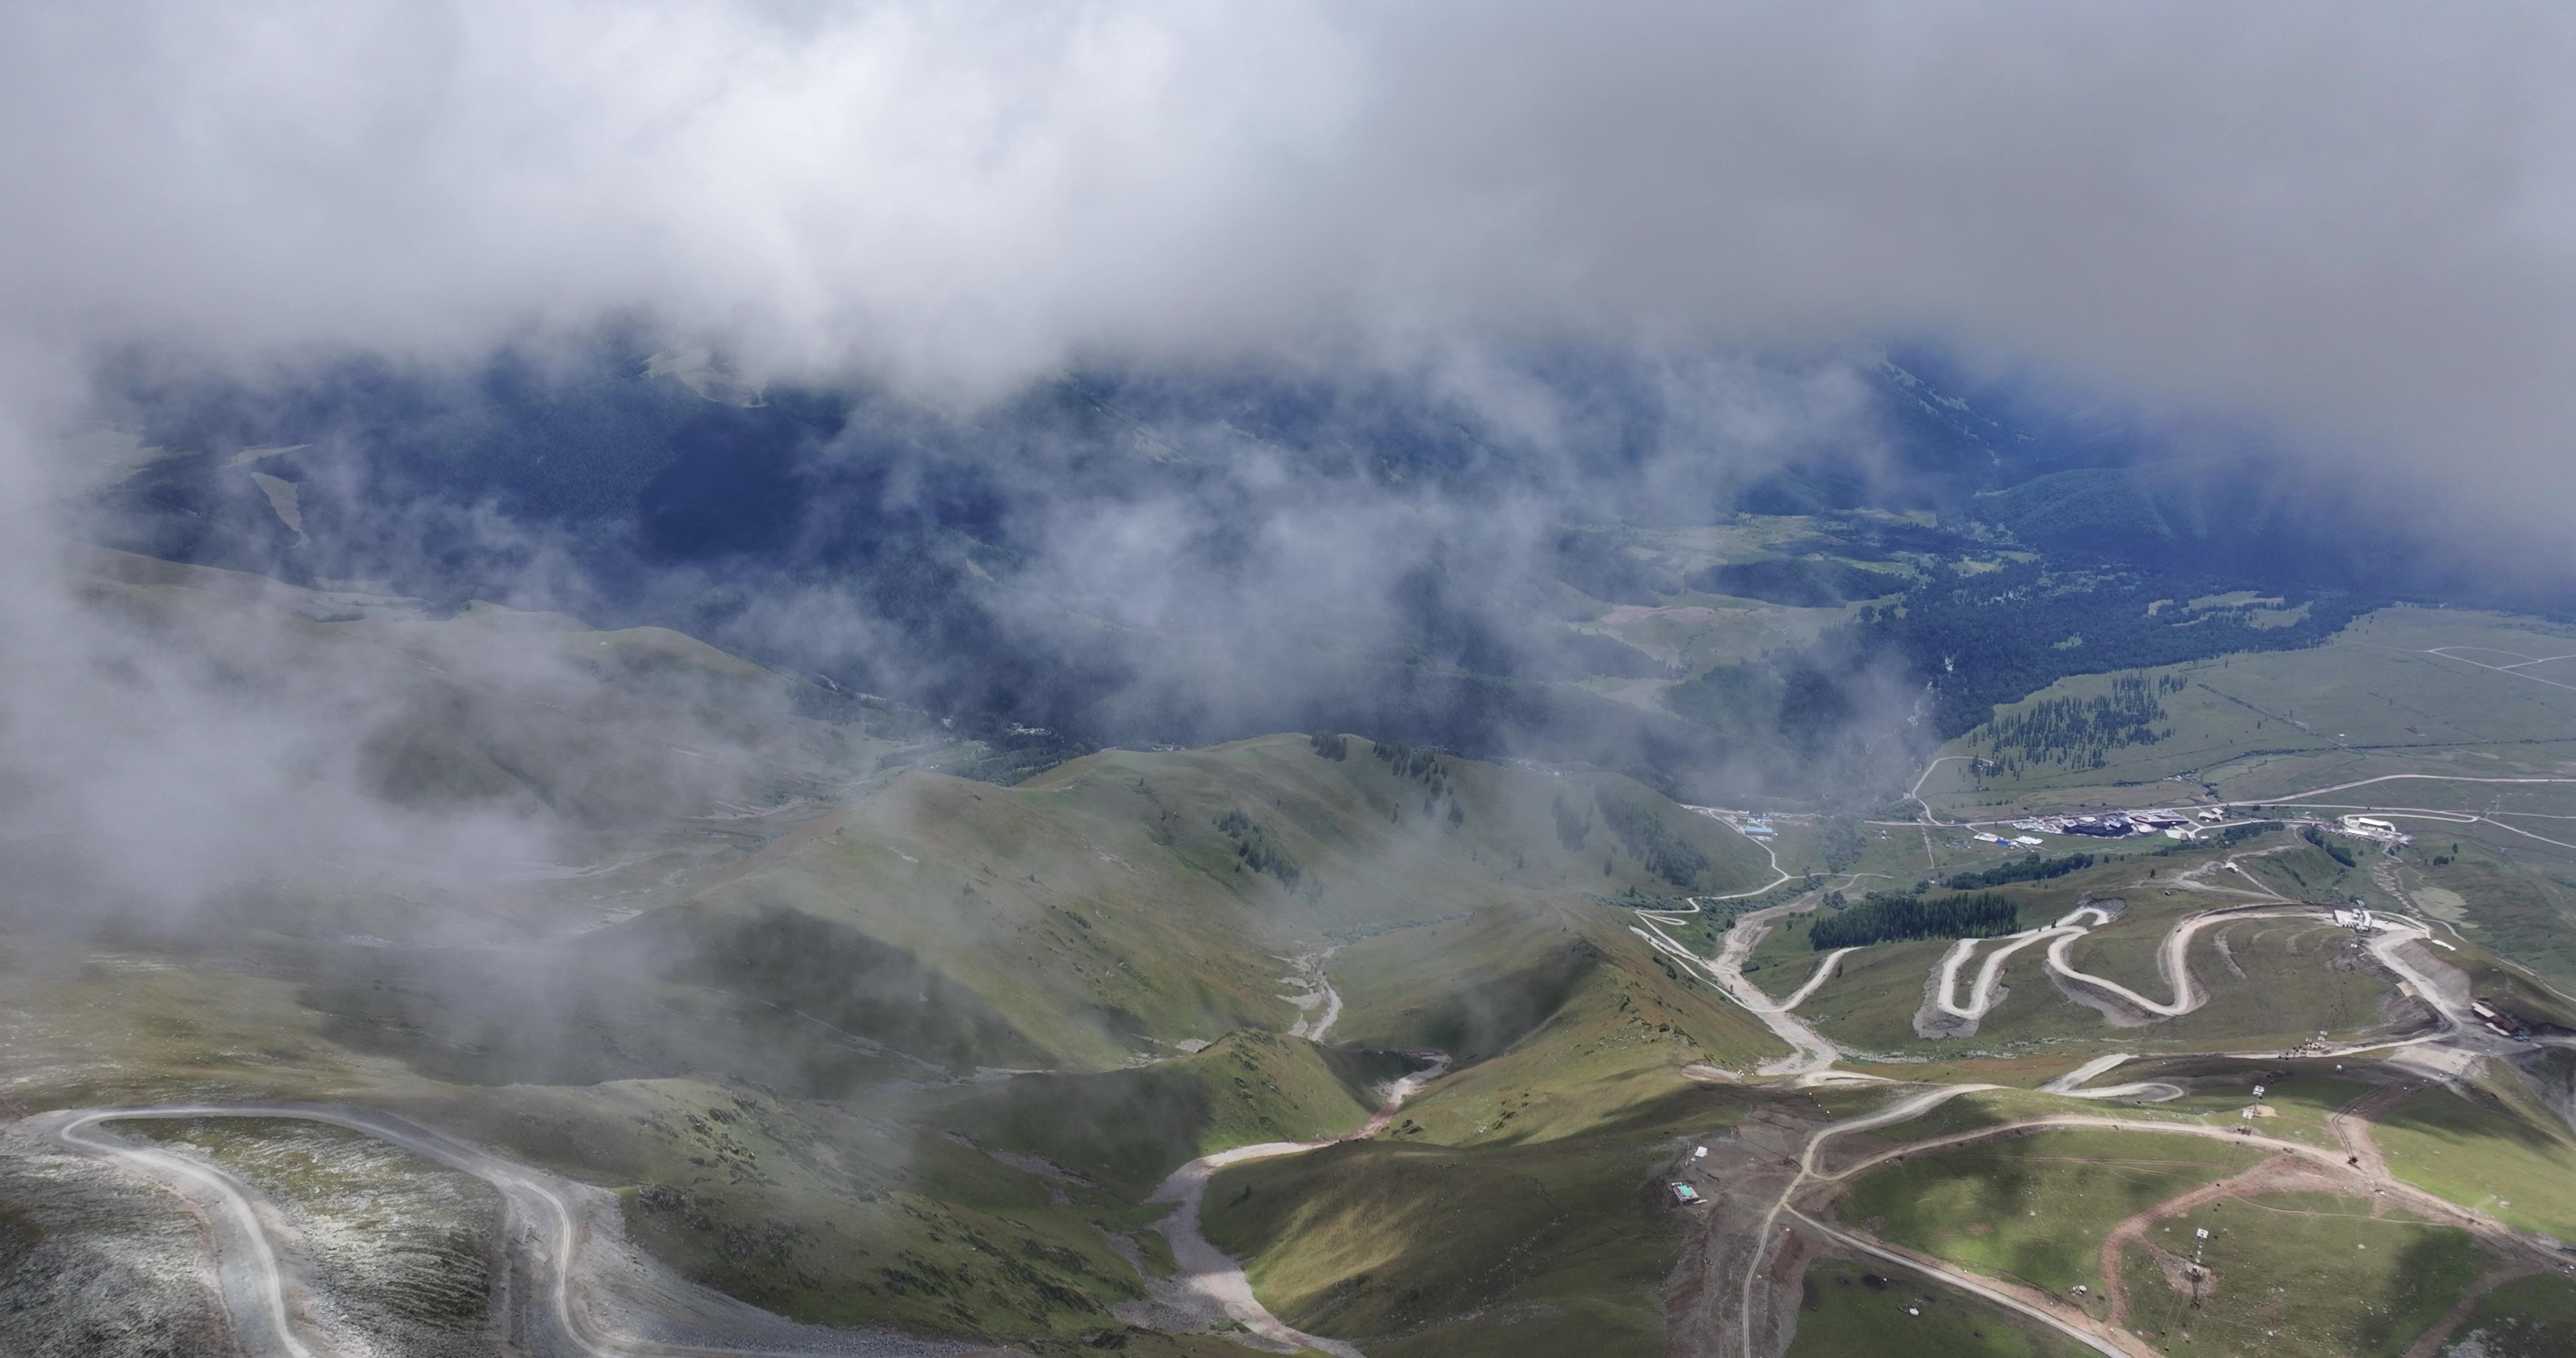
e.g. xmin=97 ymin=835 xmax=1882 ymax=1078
xmin=1928 ymin=906 xmax=2112 ymax=1022
xmin=1140 ymin=1054 xmax=1452 ymax=1358
xmin=20 ymin=1104 xmax=986 ymax=1358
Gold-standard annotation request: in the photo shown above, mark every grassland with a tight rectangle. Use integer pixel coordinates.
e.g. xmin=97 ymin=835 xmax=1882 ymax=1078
xmin=2112 ymin=1193 xmax=2488 ymax=1358
xmin=0 ymin=711 xmax=1800 ymax=1347
xmin=1197 ymin=1073 xmax=1761 ymax=1357
xmin=2439 ymin=1272 xmax=2576 ymax=1358
xmin=2369 ymin=1071 xmax=2576 ymax=1242
xmin=2116 ymin=1063 xmax=2373 ymax=1152
xmin=2405 ymin=842 xmax=2576 ymax=994
xmin=23 ymin=550 xmax=2576 ymax=1353
xmin=925 ymin=1033 xmax=1411 ymax=1197
xmin=1785 ymin=1257 xmax=2096 ymax=1357
xmin=1837 ymin=1129 xmax=2261 ymax=1295
xmin=1327 ymin=901 xmax=1788 ymax=1076
xmin=1924 ymin=608 xmax=2576 ymax=814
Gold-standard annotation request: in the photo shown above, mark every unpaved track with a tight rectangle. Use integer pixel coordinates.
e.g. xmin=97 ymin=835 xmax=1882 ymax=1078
xmin=1140 ymin=1054 xmax=1451 ymax=1358
xmin=2092 ymin=1152 xmax=2324 ymax=1329
xmin=1785 ymin=1209 xmax=2130 ymax=1357
xmin=2038 ymin=1053 xmax=2185 ymax=1103
xmin=1633 ymin=895 xmax=1841 ymax=1076
xmin=1770 ymin=1101 xmax=2576 ymax=1358
xmin=1929 ymin=907 xmax=2110 ymax=1022
xmin=1282 ymin=949 xmax=1343 ymax=1041
xmin=1732 ymin=1085 xmax=1995 ymax=1357
xmin=1631 ymin=817 xmax=1842 ymax=1076
xmin=1769 ymin=948 xmax=1856 ymax=1010
xmin=22 ymin=1103 xmax=992 ymax=1358
xmin=2045 ymin=906 xmax=2312 ymax=1020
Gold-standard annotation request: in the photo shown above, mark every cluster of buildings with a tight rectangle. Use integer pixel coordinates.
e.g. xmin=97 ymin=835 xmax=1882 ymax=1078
xmin=2470 ymin=999 xmax=2534 ymax=1041
xmin=2338 ymin=814 xmax=2409 ymax=846
xmin=1992 ymin=806 xmax=2256 ymax=843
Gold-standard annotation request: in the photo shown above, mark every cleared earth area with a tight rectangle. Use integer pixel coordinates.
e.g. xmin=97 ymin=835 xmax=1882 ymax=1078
xmin=120 ymin=1117 xmax=501 ymax=1357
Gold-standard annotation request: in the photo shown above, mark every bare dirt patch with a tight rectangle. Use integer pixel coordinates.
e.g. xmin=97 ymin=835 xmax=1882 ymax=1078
xmin=2144 ymin=1242 xmax=2215 ymax=1301
xmin=1661 ymin=1099 xmax=1827 ymax=1358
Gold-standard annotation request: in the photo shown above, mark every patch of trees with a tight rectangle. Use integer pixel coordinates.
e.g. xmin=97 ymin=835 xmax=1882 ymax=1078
xmin=1686 ymin=557 xmax=1913 ymax=607
xmin=1308 ymin=731 xmax=1348 ymax=759
xmin=1944 ymin=852 xmax=2093 ymax=891
xmin=2213 ymin=820 xmax=2283 ymax=850
xmin=1970 ymin=672 xmax=2181 ymax=774
xmin=1372 ymin=738 xmax=1443 ymax=783
xmin=2302 ymin=824 xmax=2358 ymax=868
xmin=1810 ymin=891 xmax=2021 ymax=951
xmin=1376 ymin=736 xmax=1470 ymax=825
xmin=1551 ymin=790 xmax=1590 ymax=851
xmin=1854 ymin=560 xmax=2380 ymax=740
xmin=1820 ymin=815 xmax=1867 ymax=873
xmin=1214 ymin=809 xmax=1302 ymax=887
xmin=1596 ymin=791 xmax=1710 ymax=888
xmin=2154 ymin=820 xmax=2281 ymax=855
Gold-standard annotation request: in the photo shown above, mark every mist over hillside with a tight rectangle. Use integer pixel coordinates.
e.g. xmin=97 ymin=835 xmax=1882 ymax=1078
xmin=66 ymin=340 xmax=2525 ymax=810
xmin=9 ymin=8 xmax=2576 ymax=1357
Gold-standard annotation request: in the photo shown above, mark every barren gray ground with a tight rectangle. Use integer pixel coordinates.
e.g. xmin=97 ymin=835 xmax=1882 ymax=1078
xmin=4 ymin=1104 xmax=1010 ymax=1358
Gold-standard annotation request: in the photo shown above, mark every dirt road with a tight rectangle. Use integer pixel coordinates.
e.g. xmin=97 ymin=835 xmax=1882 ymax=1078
xmin=1138 ymin=1053 xmax=1452 ymax=1358
xmin=21 ymin=1103 xmax=994 ymax=1358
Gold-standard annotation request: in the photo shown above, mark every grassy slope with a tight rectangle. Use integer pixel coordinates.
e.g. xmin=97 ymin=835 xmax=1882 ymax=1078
xmin=620 ymin=734 xmax=1779 ymax=1075
xmin=2370 ymin=1069 xmax=2576 ymax=1241
xmin=2445 ymin=1273 xmax=2576 ymax=1358
xmin=1200 ymin=1076 xmax=1762 ymax=1358
xmin=1786 ymin=1257 xmax=2095 ymax=1358
xmin=1187 ymin=881 xmax=1803 ymax=1355
xmin=42 ymin=557 xmax=2576 ymax=1350
xmin=1837 ymin=1129 xmax=2260 ymax=1296
xmin=1923 ymin=608 xmax=2576 ymax=811
xmin=2 ymin=708 xmax=1789 ymax=1345
xmin=418 ymin=1075 xmax=1163 ymax=1339
xmin=2113 ymin=1194 xmax=2487 ymax=1358
xmin=924 ymin=1033 xmax=1411 ymax=1198
xmin=2412 ymin=844 xmax=2576 ymax=994
xmin=65 ymin=546 xmax=892 ymax=833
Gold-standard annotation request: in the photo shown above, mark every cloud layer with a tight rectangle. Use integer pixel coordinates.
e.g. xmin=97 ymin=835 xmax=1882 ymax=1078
xmin=2 ymin=3 xmax=2572 ymax=520
xmin=5 ymin=2 xmax=2576 ymax=927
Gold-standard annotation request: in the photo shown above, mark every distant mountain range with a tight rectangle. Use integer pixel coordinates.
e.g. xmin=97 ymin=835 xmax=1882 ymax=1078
xmin=79 ymin=342 xmax=2551 ymax=803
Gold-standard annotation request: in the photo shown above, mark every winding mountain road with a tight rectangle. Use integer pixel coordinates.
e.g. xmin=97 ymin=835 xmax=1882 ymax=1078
xmin=1140 ymin=1054 xmax=1452 ymax=1358
xmin=1927 ymin=906 xmax=2111 ymax=1022
xmin=18 ymin=1104 xmax=987 ymax=1358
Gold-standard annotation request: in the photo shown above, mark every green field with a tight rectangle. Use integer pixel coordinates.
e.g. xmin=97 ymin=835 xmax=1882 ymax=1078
xmin=2113 ymin=1193 xmax=2488 ymax=1358
xmin=2370 ymin=1072 xmax=2576 ymax=1241
xmin=1924 ymin=608 xmax=2576 ymax=814
xmin=2438 ymin=1272 xmax=2576 ymax=1358
xmin=1785 ymin=1257 xmax=2095 ymax=1357
xmin=1838 ymin=1129 xmax=2261 ymax=1296
xmin=1199 ymin=1074 xmax=1760 ymax=1358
